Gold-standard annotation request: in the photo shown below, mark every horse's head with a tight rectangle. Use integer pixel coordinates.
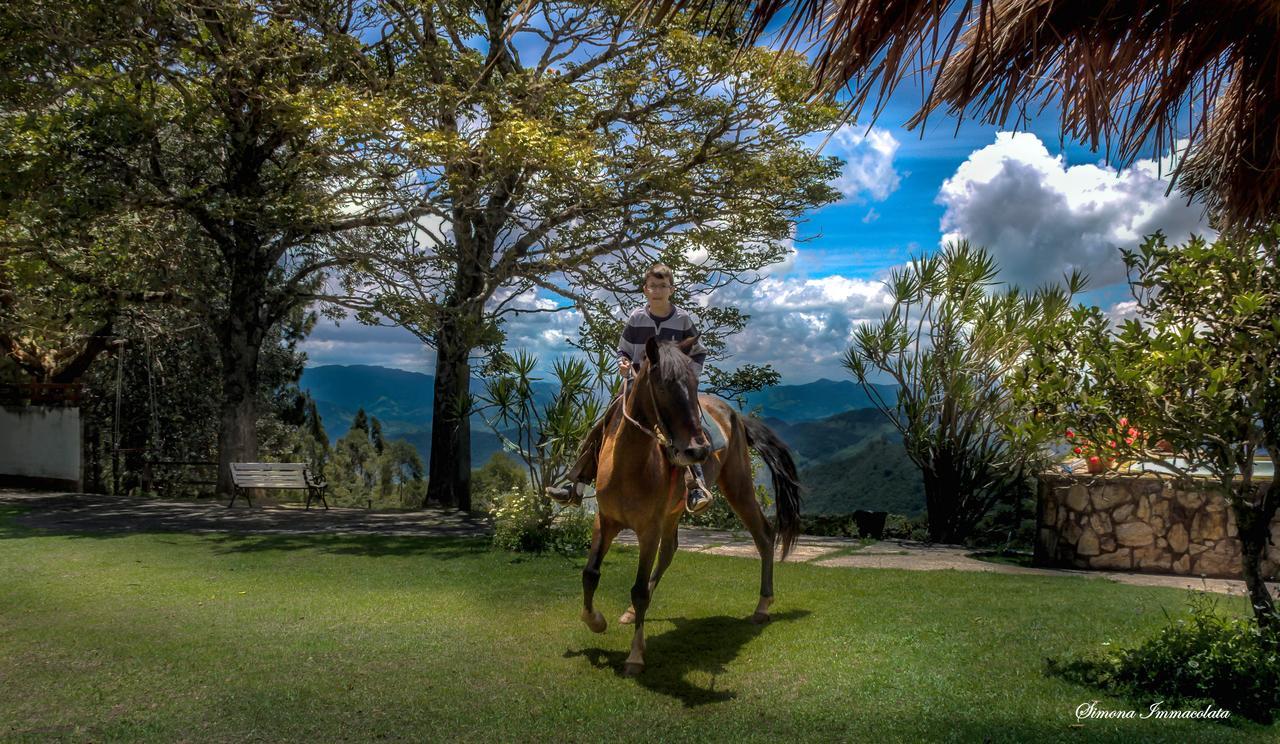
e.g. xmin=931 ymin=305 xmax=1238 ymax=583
xmin=639 ymin=336 xmax=711 ymax=466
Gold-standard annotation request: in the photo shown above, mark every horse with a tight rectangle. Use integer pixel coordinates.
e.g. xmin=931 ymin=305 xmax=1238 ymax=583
xmin=580 ymin=335 xmax=802 ymax=676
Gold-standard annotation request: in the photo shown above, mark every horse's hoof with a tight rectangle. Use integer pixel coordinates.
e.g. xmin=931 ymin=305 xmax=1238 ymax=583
xmin=618 ymin=608 xmax=635 ymax=625
xmin=623 ymin=662 xmax=645 ymax=677
xmin=582 ymin=610 xmax=607 ymax=634
xmin=750 ymin=611 xmax=771 ymax=625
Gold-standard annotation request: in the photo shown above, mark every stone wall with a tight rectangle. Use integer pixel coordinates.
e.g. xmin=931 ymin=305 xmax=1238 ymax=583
xmin=1035 ymin=473 xmax=1279 ymax=580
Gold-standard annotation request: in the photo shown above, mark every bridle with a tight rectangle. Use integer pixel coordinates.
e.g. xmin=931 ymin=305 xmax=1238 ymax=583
xmin=619 ymin=362 xmax=705 ymax=454
xmin=620 ymin=371 xmax=673 ymax=450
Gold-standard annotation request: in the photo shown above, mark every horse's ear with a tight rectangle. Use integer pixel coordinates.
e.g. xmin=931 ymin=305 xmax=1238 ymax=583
xmin=676 ymin=336 xmax=698 ymax=355
xmin=645 ymin=337 xmax=661 ymax=366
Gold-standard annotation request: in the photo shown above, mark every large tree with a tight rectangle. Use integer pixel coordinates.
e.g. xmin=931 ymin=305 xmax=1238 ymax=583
xmin=353 ymin=0 xmax=843 ymax=509
xmin=1 ymin=1 xmax=435 ymax=493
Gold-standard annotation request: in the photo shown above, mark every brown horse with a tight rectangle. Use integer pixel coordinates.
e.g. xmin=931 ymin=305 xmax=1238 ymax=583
xmin=580 ymin=336 xmax=802 ymax=676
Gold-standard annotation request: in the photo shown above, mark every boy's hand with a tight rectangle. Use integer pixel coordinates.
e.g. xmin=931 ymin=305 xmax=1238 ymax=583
xmin=618 ymin=358 xmax=632 ymax=377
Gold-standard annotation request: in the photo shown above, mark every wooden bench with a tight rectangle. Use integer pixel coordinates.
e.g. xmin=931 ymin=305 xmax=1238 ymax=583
xmin=228 ymin=463 xmax=328 ymax=510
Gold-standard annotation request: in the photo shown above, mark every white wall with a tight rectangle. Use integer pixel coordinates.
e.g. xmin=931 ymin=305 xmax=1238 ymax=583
xmin=0 ymin=406 xmax=81 ymax=486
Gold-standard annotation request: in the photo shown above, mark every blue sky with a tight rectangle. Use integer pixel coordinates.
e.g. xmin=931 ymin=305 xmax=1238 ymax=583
xmin=300 ymin=39 xmax=1212 ymax=385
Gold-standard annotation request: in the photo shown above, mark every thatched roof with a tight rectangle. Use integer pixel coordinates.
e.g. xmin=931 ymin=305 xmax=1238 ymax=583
xmin=646 ymin=0 xmax=1280 ymax=228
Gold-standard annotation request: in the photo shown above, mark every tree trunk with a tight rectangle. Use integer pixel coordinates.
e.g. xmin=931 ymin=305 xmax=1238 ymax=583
xmin=1234 ymin=480 xmax=1280 ymax=638
xmin=922 ymin=466 xmax=961 ymax=544
xmin=921 ymin=445 xmax=972 ymax=544
xmin=425 ymin=315 xmax=473 ymax=511
xmin=215 ymin=307 xmax=266 ymax=496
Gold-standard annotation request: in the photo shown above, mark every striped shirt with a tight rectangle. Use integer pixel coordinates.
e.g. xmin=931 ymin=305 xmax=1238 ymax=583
xmin=617 ymin=304 xmax=708 ymax=377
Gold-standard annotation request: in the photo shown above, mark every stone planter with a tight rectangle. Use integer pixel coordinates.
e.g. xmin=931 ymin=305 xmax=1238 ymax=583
xmin=1035 ymin=472 xmax=1279 ymax=580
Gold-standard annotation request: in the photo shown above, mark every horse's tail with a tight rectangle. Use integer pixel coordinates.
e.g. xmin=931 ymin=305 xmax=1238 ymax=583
xmin=742 ymin=416 xmax=803 ymax=560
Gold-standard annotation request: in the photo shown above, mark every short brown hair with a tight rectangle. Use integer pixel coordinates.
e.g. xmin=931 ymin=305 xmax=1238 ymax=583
xmin=643 ymin=263 xmax=674 ymax=288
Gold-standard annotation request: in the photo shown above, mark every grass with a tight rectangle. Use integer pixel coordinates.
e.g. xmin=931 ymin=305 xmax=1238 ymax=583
xmin=0 ymin=505 xmax=1276 ymax=742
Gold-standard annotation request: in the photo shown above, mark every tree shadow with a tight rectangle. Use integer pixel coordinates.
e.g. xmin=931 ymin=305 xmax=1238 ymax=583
xmin=203 ymin=533 xmax=492 ymax=559
xmin=0 ymin=492 xmax=495 ymax=559
xmin=565 ymin=609 xmax=811 ymax=707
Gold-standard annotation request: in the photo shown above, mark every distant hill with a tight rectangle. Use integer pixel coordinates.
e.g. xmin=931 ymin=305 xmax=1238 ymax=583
xmin=299 ymin=364 xmax=549 ymax=464
xmin=300 ymin=364 xmax=556 ymax=439
xmin=796 ymin=436 xmax=924 ymax=516
xmin=740 ymin=378 xmax=897 ymax=422
xmin=299 ymin=364 xmax=922 ymax=514
xmin=764 ymin=408 xmax=925 ymax=516
xmin=766 ymin=407 xmax=904 ymax=467
xmin=301 ymin=364 xmax=897 ymax=435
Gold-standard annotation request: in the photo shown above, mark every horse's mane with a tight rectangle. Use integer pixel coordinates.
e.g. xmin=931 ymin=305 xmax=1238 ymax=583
xmin=650 ymin=341 xmax=696 ymax=388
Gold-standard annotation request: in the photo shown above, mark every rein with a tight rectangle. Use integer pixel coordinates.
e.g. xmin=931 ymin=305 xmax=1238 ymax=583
xmin=619 ymin=373 xmax=672 ymax=449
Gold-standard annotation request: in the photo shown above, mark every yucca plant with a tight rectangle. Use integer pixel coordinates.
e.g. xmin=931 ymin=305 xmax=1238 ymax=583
xmin=477 ymin=348 xmax=611 ymax=495
xmin=845 ymin=241 xmax=1083 ymax=544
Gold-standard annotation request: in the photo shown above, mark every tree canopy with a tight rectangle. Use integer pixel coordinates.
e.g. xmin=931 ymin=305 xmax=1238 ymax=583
xmin=341 ymin=0 xmax=844 ymax=508
xmin=1 ymin=0 xmax=440 ymax=491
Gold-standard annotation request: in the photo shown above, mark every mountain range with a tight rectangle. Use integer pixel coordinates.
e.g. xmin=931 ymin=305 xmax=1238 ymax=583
xmin=298 ymin=364 xmax=921 ymax=515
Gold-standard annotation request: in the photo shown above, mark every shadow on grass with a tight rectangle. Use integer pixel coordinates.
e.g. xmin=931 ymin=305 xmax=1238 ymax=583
xmin=566 ymin=609 xmax=812 ymax=707
xmin=202 ymin=532 xmax=493 ymax=559
xmin=0 ymin=505 xmax=491 ymax=560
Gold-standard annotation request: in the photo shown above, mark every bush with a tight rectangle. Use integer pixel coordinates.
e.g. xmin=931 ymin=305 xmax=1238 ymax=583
xmin=489 ymin=487 xmax=591 ymax=556
xmin=473 ymin=452 xmax=528 ymax=514
xmin=799 ymin=513 xmax=862 ymax=538
xmin=1047 ymin=592 xmax=1280 ymax=723
xmin=548 ymin=507 xmax=593 ymax=556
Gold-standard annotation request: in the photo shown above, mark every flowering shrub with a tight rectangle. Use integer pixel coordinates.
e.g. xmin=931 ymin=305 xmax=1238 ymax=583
xmin=1065 ymin=417 xmax=1145 ymax=471
xmin=490 ymin=487 xmax=592 ymax=556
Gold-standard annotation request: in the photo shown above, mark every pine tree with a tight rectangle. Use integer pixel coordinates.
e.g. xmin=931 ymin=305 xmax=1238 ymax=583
xmin=370 ymin=417 xmax=385 ymax=455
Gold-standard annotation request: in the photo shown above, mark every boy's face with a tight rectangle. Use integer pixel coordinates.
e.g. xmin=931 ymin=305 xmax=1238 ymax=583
xmin=643 ymin=277 xmax=673 ymax=305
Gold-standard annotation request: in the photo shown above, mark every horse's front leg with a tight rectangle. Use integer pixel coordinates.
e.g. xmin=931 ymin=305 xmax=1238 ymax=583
xmin=623 ymin=528 xmax=661 ymax=676
xmin=582 ymin=514 xmax=620 ymax=633
xmin=620 ymin=509 xmax=680 ymax=625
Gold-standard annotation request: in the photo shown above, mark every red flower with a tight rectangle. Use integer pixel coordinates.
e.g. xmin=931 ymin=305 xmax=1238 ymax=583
xmin=1119 ymin=417 xmax=1129 ymax=427
xmin=1107 ymin=440 xmax=1117 ymax=449
xmin=1125 ymin=437 xmax=1135 ymax=445
xmin=1127 ymin=427 xmax=1139 ymax=437
xmin=1073 ymin=446 xmax=1083 ymax=455
xmin=1065 ymin=429 xmax=1075 ymax=439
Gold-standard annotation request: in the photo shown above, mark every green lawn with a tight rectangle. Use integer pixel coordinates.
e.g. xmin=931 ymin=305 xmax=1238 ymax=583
xmin=0 ymin=505 xmax=1274 ymax=742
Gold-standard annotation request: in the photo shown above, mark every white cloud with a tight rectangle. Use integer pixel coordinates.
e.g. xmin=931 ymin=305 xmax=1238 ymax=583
xmin=708 ymin=267 xmax=895 ymax=382
xmin=1106 ymin=300 xmax=1141 ymax=325
xmin=809 ymin=125 xmax=902 ymax=203
xmin=937 ymin=132 xmax=1212 ymax=288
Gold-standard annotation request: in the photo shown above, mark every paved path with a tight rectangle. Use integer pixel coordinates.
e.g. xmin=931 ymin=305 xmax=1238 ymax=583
xmin=3 ymin=488 xmax=1274 ymax=598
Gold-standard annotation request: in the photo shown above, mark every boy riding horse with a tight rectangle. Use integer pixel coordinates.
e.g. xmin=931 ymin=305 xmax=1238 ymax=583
xmin=545 ymin=263 xmax=713 ymax=514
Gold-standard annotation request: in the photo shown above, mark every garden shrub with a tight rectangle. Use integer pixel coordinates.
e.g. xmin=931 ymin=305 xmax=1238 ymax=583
xmin=1047 ymin=592 xmax=1280 ymax=723
xmin=489 ymin=487 xmax=591 ymax=556
xmin=799 ymin=513 xmax=862 ymax=538
xmin=548 ymin=507 xmax=593 ymax=556
xmin=472 ymin=452 xmax=528 ymax=514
